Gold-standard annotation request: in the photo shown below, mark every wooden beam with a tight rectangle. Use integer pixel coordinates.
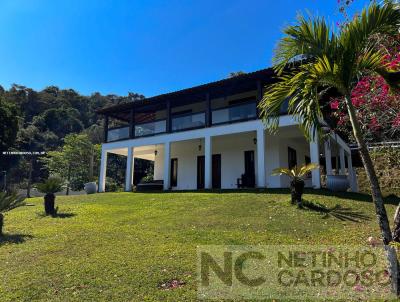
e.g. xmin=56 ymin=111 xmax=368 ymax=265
xmin=129 ymin=107 xmax=135 ymax=138
xmin=104 ymin=115 xmax=109 ymax=143
xmin=206 ymin=93 xmax=211 ymax=127
xmin=166 ymin=100 xmax=171 ymax=133
xmin=256 ymin=80 xmax=262 ymax=118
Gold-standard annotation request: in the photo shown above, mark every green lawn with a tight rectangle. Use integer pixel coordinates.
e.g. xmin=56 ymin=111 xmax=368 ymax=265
xmin=0 ymin=190 xmax=397 ymax=301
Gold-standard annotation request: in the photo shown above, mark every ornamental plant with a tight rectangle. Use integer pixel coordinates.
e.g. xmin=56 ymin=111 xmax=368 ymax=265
xmin=330 ymin=36 xmax=400 ymax=142
xmin=258 ymin=1 xmax=400 ymax=294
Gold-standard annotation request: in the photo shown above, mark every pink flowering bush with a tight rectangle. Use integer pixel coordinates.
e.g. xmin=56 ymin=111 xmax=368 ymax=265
xmin=330 ymin=38 xmax=400 ymax=142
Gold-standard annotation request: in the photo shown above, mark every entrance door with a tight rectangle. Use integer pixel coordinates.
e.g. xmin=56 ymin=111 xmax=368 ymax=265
xmin=170 ymin=158 xmax=178 ymax=187
xmin=212 ymin=154 xmax=221 ymax=189
xmin=244 ymin=150 xmax=255 ymax=187
xmin=197 ymin=156 xmax=205 ymax=189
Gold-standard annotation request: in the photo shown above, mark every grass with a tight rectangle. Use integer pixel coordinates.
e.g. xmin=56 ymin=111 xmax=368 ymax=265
xmin=0 ymin=190 xmax=398 ymax=301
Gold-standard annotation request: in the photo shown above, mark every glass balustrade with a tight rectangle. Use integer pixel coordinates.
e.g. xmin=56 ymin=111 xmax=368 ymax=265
xmin=135 ymin=120 xmax=167 ymax=137
xmin=171 ymin=112 xmax=206 ymax=132
xmin=212 ymin=102 xmax=257 ymax=125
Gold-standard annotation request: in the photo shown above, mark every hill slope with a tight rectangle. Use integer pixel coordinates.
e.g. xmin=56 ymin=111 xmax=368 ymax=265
xmin=0 ymin=191 xmax=396 ymax=301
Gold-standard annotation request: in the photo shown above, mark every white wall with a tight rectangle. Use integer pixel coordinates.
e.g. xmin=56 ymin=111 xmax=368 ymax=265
xmin=154 ymin=133 xmax=258 ymax=190
xmin=152 ymin=130 xmax=313 ymax=190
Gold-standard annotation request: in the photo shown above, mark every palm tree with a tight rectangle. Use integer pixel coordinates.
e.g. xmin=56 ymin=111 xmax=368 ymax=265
xmin=0 ymin=192 xmax=25 ymax=236
xmin=36 ymin=177 xmax=64 ymax=216
xmin=260 ymin=1 xmax=400 ymax=243
xmin=259 ymin=1 xmax=400 ymax=293
xmin=272 ymin=163 xmax=319 ymax=208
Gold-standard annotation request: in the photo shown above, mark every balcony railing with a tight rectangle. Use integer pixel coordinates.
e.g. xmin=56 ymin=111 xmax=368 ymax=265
xmin=105 ymin=102 xmax=259 ymax=142
xmin=171 ymin=112 xmax=206 ymax=132
xmin=212 ymin=101 xmax=257 ymax=125
xmin=107 ymin=126 xmax=130 ymax=142
xmin=135 ymin=119 xmax=166 ymax=137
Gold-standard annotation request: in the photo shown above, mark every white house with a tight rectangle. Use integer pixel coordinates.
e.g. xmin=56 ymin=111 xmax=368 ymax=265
xmin=96 ymin=68 xmax=357 ymax=192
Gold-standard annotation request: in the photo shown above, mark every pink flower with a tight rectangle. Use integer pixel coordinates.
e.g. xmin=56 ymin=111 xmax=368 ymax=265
xmin=330 ymin=100 xmax=339 ymax=110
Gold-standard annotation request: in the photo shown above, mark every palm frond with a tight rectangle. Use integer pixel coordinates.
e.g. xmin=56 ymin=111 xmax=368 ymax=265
xmin=298 ymin=163 xmax=320 ymax=177
xmin=260 ymin=1 xmax=400 ymax=139
xmin=271 ymin=168 xmax=294 ymax=177
xmin=0 ymin=192 xmax=25 ymax=213
xmin=272 ymin=163 xmax=319 ymax=179
xmin=35 ymin=177 xmax=64 ymax=194
xmin=274 ymin=14 xmax=336 ymax=74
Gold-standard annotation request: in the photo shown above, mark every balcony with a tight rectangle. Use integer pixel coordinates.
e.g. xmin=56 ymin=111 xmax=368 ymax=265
xmin=212 ymin=101 xmax=257 ymax=125
xmin=107 ymin=126 xmax=130 ymax=142
xmin=171 ymin=112 xmax=206 ymax=132
xmin=105 ymin=100 xmax=259 ymax=142
xmin=135 ymin=119 xmax=166 ymax=137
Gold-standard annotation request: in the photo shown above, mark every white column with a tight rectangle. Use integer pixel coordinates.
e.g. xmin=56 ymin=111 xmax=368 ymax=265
xmin=347 ymin=152 xmax=358 ymax=192
xmin=324 ymin=140 xmax=333 ymax=175
xmin=125 ymin=147 xmax=134 ymax=192
xmin=99 ymin=149 xmax=108 ymax=193
xmin=256 ymin=127 xmax=266 ymax=188
xmin=309 ymin=132 xmax=321 ymax=189
xmin=163 ymin=141 xmax=171 ymax=190
xmin=204 ymin=136 xmax=212 ymax=189
xmin=339 ymin=147 xmax=346 ymax=175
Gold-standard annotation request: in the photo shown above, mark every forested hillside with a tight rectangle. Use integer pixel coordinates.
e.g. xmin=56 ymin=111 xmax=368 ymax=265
xmin=0 ymin=84 xmax=145 ymax=193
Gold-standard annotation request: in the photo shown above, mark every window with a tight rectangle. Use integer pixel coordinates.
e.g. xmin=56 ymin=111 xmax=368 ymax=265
xmin=288 ymin=147 xmax=297 ymax=169
xmin=170 ymin=158 xmax=178 ymax=187
xmin=305 ymin=156 xmax=311 ymax=165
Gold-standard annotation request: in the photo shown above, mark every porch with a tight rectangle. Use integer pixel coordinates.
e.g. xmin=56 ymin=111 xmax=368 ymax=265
xmin=98 ymin=118 xmax=357 ymax=192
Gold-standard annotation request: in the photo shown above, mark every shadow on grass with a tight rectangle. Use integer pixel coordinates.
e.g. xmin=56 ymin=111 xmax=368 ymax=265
xmin=132 ymin=188 xmax=400 ymax=205
xmin=0 ymin=234 xmax=33 ymax=245
xmin=301 ymin=199 xmax=370 ymax=222
xmin=36 ymin=212 xmax=76 ymax=219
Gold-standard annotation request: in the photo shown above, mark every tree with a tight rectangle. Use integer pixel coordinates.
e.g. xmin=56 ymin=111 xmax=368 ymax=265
xmin=0 ymin=192 xmax=25 ymax=235
xmin=272 ymin=164 xmax=319 ymax=208
xmin=41 ymin=133 xmax=100 ymax=192
xmin=259 ymin=1 xmax=400 ymax=292
xmin=0 ymin=98 xmax=19 ymax=154
xmin=35 ymin=177 xmax=63 ymax=216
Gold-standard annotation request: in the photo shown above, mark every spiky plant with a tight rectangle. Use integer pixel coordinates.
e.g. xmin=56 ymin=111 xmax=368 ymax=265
xmin=36 ymin=177 xmax=64 ymax=216
xmin=0 ymin=192 xmax=25 ymax=236
xmin=272 ymin=163 xmax=319 ymax=207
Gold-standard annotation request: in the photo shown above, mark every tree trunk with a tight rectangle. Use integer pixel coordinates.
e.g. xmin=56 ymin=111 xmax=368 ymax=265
xmin=345 ymin=95 xmax=398 ymax=294
xmin=89 ymin=147 xmax=94 ymax=181
xmin=290 ymin=178 xmax=305 ymax=208
xmin=345 ymin=95 xmax=392 ymax=243
xmin=44 ymin=193 xmax=55 ymax=215
xmin=26 ymin=157 xmax=33 ymax=198
xmin=66 ymin=165 xmax=71 ymax=196
xmin=0 ymin=213 xmax=3 ymax=236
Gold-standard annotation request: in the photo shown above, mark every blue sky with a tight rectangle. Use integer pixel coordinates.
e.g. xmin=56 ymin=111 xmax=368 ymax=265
xmin=0 ymin=0 xmax=368 ymax=97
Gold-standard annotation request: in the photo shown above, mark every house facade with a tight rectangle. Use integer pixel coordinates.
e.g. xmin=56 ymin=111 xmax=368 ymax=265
xmin=97 ymin=69 xmax=357 ymax=192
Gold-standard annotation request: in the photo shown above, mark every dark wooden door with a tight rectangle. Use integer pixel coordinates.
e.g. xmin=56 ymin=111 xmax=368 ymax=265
xmin=288 ymin=147 xmax=297 ymax=169
xmin=197 ymin=156 xmax=205 ymax=189
xmin=212 ymin=154 xmax=221 ymax=189
xmin=170 ymin=158 xmax=178 ymax=187
xmin=244 ymin=150 xmax=255 ymax=187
